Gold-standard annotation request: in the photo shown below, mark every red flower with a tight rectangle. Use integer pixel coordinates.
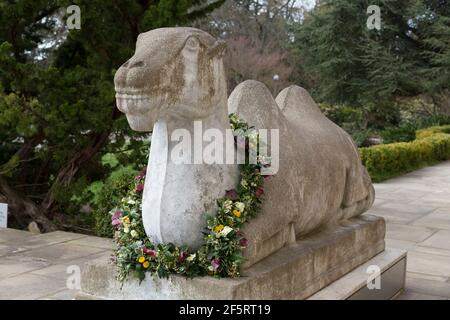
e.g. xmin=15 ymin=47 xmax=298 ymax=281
xmin=239 ymin=238 xmax=249 ymax=248
xmin=143 ymin=247 xmax=157 ymax=257
xmin=255 ymin=187 xmax=264 ymax=198
xmin=225 ymin=189 xmax=239 ymax=201
xmin=178 ymin=252 xmax=188 ymax=263
xmin=136 ymin=183 xmax=144 ymax=193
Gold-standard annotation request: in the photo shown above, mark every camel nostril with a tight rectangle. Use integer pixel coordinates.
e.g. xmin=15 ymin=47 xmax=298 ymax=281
xmin=129 ymin=61 xmax=145 ymax=69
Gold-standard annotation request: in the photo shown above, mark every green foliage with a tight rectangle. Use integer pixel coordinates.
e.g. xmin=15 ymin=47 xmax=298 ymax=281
xmin=380 ymin=124 xmax=418 ymax=144
xmin=360 ymin=125 xmax=450 ymax=181
xmin=416 ymin=125 xmax=450 ymax=139
xmin=380 ymin=115 xmax=450 ymax=143
xmin=92 ymin=166 xmax=138 ymax=238
xmin=294 ymin=0 xmax=450 ymax=128
xmin=0 ymin=0 xmax=224 ymax=231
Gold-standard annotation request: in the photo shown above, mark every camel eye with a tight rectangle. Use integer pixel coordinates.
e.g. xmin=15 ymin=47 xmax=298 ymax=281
xmin=185 ymin=37 xmax=199 ymax=50
xmin=129 ymin=61 xmax=145 ymax=68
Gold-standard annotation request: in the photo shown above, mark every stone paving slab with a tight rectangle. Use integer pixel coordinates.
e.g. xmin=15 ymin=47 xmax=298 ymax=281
xmin=367 ymin=160 xmax=450 ymax=300
xmin=397 ymin=290 xmax=448 ymax=300
xmin=0 ymin=273 xmax=66 ymax=300
xmin=386 ymin=224 xmax=437 ymax=243
xmin=412 ymin=208 xmax=450 ymax=230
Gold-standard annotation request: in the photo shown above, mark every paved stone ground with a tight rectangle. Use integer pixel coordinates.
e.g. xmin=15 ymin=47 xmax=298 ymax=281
xmin=1 ymin=160 xmax=450 ymax=300
xmin=366 ymin=160 xmax=450 ymax=300
xmin=0 ymin=229 xmax=114 ymax=299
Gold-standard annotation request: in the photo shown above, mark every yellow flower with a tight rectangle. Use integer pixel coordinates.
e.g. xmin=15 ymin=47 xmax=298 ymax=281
xmin=122 ymin=216 xmax=130 ymax=224
xmin=232 ymin=210 xmax=241 ymax=218
xmin=214 ymin=224 xmax=224 ymax=233
xmin=138 ymin=256 xmax=145 ymax=263
xmin=143 ymin=261 xmax=150 ymax=269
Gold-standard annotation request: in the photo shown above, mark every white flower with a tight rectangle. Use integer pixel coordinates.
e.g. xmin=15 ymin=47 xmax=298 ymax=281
xmin=220 ymin=226 xmax=234 ymax=237
xmin=223 ymin=199 xmax=233 ymax=212
xmin=123 ymin=226 xmax=130 ymax=234
xmin=234 ymin=202 xmax=245 ymax=213
xmin=241 ymin=180 xmax=248 ymax=188
xmin=186 ymin=254 xmax=196 ymax=262
xmin=130 ymin=230 xmax=138 ymax=238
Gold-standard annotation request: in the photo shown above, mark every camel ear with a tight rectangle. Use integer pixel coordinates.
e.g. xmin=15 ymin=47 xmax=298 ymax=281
xmin=208 ymin=40 xmax=227 ymax=58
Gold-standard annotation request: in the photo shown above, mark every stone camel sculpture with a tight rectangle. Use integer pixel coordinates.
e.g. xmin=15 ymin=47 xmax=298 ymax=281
xmin=114 ymin=27 xmax=375 ymax=268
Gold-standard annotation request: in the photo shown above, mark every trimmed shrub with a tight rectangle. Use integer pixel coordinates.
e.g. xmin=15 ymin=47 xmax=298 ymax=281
xmin=416 ymin=125 xmax=450 ymax=140
xmin=360 ymin=127 xmax=450 ymax=182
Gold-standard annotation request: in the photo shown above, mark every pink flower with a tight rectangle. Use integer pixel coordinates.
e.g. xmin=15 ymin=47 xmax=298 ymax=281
xmin=211 ymin=258 xmax=220 ymax=272
xmin=134 ymin=174 xmax=142 ymax=181
xmin=143 ymin=247 xmax=157 ymax=257
xmin=239 ymin=238 xmax=249 ymax=248
xmin=112 ymin=210 xmax=122 ymax=220
xmin=225 ymin=189 xmax=239 ymax=201
xmin=135 ymin=183 xmax=144 ymax=193
xmin=255 ymin=187 xmax=264 ymax=198
xmin=111 ymin=210 xmax=122 ymax=226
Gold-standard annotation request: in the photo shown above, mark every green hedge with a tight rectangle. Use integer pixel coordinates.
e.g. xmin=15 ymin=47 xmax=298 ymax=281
xmin=360 ymin=127 xmax=450 ymax=182
xmin=416 ymin=125 xmax=450 ymax=140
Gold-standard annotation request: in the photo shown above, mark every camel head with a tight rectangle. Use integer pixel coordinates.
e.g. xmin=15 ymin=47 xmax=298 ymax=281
xmin=114 ymin=27 xmax=227 ymax=131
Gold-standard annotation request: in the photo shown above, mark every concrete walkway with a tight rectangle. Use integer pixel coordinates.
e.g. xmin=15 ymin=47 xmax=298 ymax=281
xmin=366 ymin=161 xmax=450 ymax=300
xmin=1 ymin=160 xmax=450 ymax=299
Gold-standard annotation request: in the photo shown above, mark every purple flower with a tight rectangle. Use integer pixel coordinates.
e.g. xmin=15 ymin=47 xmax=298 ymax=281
xmin=239 ymin=238 xmax=249 ymax=248
xmin=135 ymin=183 xmax=144 ymax=193
xmin=225 ymin=189 xmax=239 ymax=201
xmin=211 ymin=258 xmax=220 ymax=271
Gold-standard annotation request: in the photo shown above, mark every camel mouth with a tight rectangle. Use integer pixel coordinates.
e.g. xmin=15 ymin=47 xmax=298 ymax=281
xmin=115 ymin=91 xmax=153 ymax=115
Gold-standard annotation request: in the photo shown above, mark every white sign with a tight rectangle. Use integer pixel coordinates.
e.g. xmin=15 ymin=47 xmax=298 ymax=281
xmin=0 ymin=203 xmax=8 ymax=228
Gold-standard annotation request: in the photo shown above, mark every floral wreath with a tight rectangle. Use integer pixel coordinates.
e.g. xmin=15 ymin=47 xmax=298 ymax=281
xmin=111 ymin=114 xmax=270 ymax=283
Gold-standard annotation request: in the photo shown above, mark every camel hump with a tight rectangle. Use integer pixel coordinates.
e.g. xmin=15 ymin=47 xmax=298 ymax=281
xmin=228 ymin=80 xmax=286 ymax=130
xmin=276 ymin=85 xmax=329 ymax=125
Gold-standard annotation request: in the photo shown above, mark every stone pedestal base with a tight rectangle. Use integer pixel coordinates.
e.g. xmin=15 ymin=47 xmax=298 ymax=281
xmin=80 ymin=215 xmax=388 ymax=300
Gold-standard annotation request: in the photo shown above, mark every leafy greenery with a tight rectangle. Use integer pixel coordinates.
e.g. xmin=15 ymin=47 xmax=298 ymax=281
xmin=92 ymin=166 xmax=138 ymax=238
xmin=360 ymin=125 xmax=450 ymax=182
xmin=294 ymin=0 xmax=450 ymax=129
xmin=0 ymin=0 xmax=225 ymax=232
xmin=113 ymin=114 xmax=268 ymax=282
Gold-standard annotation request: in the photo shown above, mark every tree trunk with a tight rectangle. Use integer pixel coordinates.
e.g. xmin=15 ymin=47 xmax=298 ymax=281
xmin=0 ymin=175 xmax=57 ymax=231
xmin=40 ymin=131 xmax=111 ymax=212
